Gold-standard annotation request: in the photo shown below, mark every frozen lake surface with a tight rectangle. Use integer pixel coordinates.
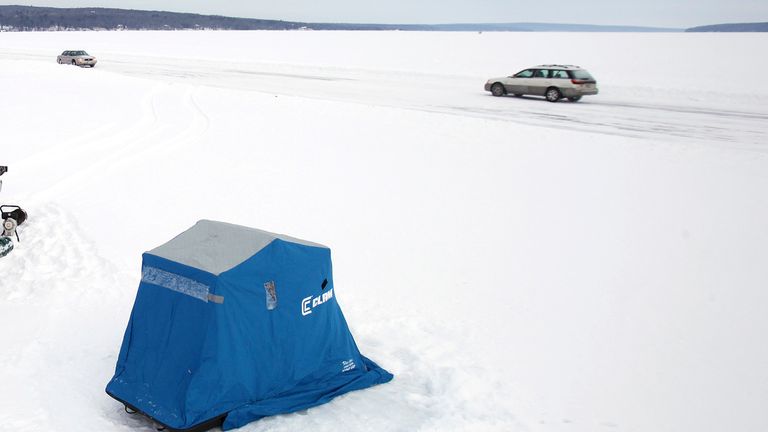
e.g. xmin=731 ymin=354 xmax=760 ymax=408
xmin=1 ymin=31 xmax=767 ymax=432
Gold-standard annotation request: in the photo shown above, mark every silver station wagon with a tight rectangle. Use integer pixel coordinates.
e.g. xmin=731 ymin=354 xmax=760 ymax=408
xmin=485 ymin=65 xmax=598 ymax=102
xmin=57 ymin=50 xmax=97 ymax=68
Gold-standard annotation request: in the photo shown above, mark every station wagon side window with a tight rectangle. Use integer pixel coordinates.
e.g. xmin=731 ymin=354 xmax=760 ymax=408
xmin=514 ymin=69 xmax=535 ymax=78
xmin=533 ymin=69 xmax=550 ymax=78
xmin=551 ymin=70 xmax=569 ymax=79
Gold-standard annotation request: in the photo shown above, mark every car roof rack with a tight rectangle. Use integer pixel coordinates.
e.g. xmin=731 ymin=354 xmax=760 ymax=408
xmin=536 ymin=64 xmax=581 ymax=69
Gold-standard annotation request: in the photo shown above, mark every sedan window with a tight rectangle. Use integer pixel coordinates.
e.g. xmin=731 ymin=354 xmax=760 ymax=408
xmin=514 ymin=69 xmax=534 ymax=78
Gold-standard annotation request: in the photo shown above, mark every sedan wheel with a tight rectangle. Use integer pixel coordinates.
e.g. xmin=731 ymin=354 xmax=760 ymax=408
xmin=491 ymin=83 xmax=505 ymax=97
xmin=71 ymin=60 xmax=76 ymax=65
xmin=545 ymin=88 xmax=562 ymax=103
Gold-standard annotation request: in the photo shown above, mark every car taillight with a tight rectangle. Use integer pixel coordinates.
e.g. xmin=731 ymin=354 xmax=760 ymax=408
xmin=571 ymin=79 xmax=588 ymax=85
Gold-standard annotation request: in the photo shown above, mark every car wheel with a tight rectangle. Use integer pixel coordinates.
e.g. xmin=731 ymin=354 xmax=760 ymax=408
xmin=57 ymin=58 xmax=62 ymax=64
xmin=71 ymin=60 xmax=76 ymax=65
xmin=567 ymin=96 xmax=582 ymax=102
xmin=545 ymin=87 xmax=562 ymax=103
xmin=490 ymin=83 xmax=505 ymax=97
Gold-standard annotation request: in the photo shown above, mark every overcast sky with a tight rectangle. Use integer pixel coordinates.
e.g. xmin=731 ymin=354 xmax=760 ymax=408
xmin=3 ymin=0 xmax=767 ymax=28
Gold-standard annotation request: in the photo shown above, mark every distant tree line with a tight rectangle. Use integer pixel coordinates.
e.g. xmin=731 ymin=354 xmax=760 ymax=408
xmin=685 ymin=22 xmax=768 ymax=32
xmin=5 ymin=5 xmax=760 ymax=33
xmin=0 ymin=6 xmax=311 ymax=31
xmin=0 ymin=5 xmax=441 ymax=31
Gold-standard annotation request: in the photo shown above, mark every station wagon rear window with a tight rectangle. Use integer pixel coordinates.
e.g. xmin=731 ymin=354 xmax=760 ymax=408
xmin=569 ymin=70 xmax=595 ymax=80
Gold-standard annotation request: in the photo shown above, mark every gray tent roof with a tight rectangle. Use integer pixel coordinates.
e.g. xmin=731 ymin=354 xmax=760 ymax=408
xmin=148 ymin=220 xmax=327 ymax=275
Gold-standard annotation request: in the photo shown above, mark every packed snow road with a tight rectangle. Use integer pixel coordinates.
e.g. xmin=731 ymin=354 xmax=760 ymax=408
xmin=107 ymin=55 xmax=768 ymax=148
xmin=4 ymin=46 xmax=768 ymax=149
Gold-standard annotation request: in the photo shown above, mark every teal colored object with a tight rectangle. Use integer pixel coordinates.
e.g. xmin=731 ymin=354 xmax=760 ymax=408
xmin=0 ymin=237 xmax=12 ymax=257
xmin=106 ymin=220 xmax=392 ymax=431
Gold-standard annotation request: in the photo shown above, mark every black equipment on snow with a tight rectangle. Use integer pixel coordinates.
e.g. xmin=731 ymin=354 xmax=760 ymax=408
xmin=0 ymin=166 xmax=28 ymax=256
xmin=2 ymin=205 xmax=27 ymax=242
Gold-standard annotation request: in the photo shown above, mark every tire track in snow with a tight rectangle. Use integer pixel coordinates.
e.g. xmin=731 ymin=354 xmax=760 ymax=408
xmin=439 ymin=100 xmax=768 ymax=152
xmin=22 ymin=83 xmax=210 ymax=204
xmin=15 ymin=83 xmax=162 ymax=203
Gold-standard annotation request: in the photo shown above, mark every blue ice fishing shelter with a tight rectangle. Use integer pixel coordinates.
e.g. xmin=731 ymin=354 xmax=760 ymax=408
xmin=106 ymin=220 xmax=392 ymax=431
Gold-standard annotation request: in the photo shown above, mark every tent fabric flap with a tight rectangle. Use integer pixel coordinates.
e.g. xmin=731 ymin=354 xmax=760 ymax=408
xmin=223 ymin=356 xmax=393 ymax=430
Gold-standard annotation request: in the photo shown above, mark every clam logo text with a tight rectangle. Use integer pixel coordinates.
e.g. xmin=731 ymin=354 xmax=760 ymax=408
xmin=301 ymin=288 xmax=334 ymax=316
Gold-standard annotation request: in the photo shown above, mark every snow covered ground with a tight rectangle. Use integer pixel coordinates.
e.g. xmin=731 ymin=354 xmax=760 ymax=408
xmin=1 ymin=31 xmax=767 ymax=432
